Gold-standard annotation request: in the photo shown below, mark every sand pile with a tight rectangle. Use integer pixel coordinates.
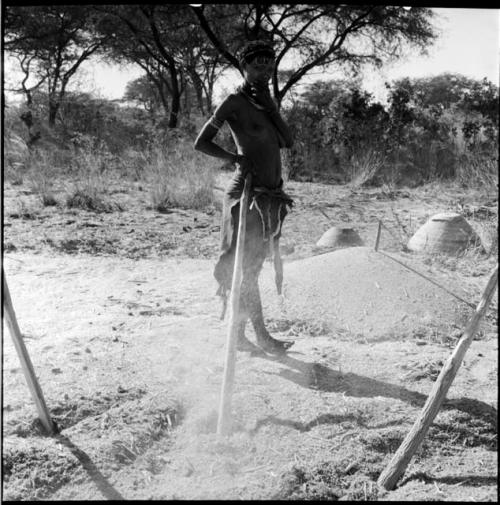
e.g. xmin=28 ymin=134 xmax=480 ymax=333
xmin=261 ymin=247 xmax=472 ymax=338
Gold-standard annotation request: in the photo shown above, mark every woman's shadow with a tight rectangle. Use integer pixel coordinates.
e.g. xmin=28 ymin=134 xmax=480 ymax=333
xmin=252 ymin=350 xmax=497 ymax=428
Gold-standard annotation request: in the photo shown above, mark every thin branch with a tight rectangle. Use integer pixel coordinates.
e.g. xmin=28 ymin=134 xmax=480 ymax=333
xmin=275 ymin=9 xmax=325 ymax=69
xmin=117 ymin=11 xmax=171 ymax=71
xmin=263 ymin=5 xmax=292 ymax=32
xmin=278 ymin=7 xmax=376 ymax=100
xmin=190 ymin=5 xmax=241 ymax=71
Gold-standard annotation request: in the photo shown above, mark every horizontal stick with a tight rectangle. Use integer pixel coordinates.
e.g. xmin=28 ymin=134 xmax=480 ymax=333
xmin=378 ymin=250 xmax=475 ymax=309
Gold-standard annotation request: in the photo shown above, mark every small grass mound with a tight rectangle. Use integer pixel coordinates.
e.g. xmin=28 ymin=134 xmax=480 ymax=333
xmin=42 ymin=236 xmax=120 ymax=255
xmin=359 ymin=427 xmax=407 ymax=454
xmin=266 ymin=317 xmax=332 ymax=338
xmin=274 ymin=461 xmax=380 ymax=500
xmin=41 ymin=193 xmax=58 ymax=206
xmin=66 ymin=189 xmax=116 ymax=213
xmin=2 ymin=439 xmax=82 ymax=501
xmin=5 ymin=388 xmax=148 ymax=437
xmin=428 ymin=408 xmax=497 ymax=451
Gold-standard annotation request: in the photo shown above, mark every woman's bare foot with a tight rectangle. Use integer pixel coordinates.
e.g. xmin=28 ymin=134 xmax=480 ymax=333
xmin=237 ymin=334 xmax=262 ymax=353
xmin=256 ymin=334 xmax=294 ymax=354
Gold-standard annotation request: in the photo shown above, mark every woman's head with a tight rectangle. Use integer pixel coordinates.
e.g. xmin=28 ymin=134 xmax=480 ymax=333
xmin=239 ymin=41 xmax=276 ymax=85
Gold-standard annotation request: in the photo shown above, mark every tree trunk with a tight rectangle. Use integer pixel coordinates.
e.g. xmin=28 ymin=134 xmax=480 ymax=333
xmin=189 ymin=69 xmax=206 ymax=115
xmin=167 ymin=62 xmax=180 ymax=128
xmin=181 ymin=73 xmax=191 ymax=119
xmin=169 ymin=91 xmax=180 ymax=128
xmin=48 ymin=100 xmax=59 ymax=127
xmin=206 ymin=81 xmax=214 ymax=113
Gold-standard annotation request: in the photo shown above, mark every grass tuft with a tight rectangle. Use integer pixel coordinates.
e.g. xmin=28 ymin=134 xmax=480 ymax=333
xmin=348 ymin=148 xmax=386 ymax=188
xmin=66 ymin=188 xmax=114 ymax=213
xmin=65 ymin=150 xmax=118 ymax=213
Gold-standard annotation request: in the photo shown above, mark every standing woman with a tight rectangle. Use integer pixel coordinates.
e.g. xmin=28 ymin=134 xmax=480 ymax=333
xmin=194 ymin=40 xmax=294 ymax=354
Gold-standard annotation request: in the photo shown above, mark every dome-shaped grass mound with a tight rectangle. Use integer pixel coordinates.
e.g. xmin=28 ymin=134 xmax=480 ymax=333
xmin=261 ymin=247 xmax=470 ymax=340
xmin=407 ymin=213 xmax=483 ymax=255
xmin=316 ymin=226 xmax=364 ymax=249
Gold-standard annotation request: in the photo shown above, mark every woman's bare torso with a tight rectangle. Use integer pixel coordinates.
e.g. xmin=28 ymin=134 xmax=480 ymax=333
xmin=226 ymin=93 xmax=282 ymax=188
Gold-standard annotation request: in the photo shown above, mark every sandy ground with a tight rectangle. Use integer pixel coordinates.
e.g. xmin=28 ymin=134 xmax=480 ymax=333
xmin=2 ymin=173 xmax=498 ymax=501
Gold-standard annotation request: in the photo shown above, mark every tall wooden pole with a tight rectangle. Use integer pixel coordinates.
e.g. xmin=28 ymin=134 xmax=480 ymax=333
xmin=217 ymin=174 xmax=252 ymax=437
xmin=2 ymin=269 xmax=57 ymax=435
xmin=378 ymin=264 xmax=498 ymax=490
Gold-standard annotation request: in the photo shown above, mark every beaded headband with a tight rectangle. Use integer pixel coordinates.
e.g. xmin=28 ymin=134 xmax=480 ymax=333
xmin=239 ymin=42 xmax=275 ymax=65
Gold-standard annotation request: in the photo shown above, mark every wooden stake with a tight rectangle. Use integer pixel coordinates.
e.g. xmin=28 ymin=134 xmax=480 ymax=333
xmin=377 ymin=264 xmax=498 ymax=490
xmin=217 ymin=174 xmax=252 ymax=437
xmin=374 ymin=220 xmax=382 ymax=251
xmin=2 ymin=269 xmax=57 ymax=435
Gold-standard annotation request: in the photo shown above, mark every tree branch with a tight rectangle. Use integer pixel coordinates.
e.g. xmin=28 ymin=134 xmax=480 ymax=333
xmin=275 ymin=9 xmax=325 ymax=69
xmin=278 ymin=7 xmax=376 ymax=101
xmin=189 ymin=5 xmax=241 ymax=71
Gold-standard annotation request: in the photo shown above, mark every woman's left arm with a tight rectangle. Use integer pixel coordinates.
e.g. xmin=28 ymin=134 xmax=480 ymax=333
xmin=252 ymin=84 xmax=294 ymax=148
xmin=267 ymin=107 xmax=294 ymax=148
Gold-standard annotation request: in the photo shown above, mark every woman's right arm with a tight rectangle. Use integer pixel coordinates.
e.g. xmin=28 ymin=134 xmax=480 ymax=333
xmin=194 ymin=97 xmax=238 ymax=163
xmin=194 ymin=96 xmax=254 ymax=174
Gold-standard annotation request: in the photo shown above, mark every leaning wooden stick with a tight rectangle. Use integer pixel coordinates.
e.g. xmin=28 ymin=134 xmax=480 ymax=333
xmin=2 ymin=269 xmax=57 ymax=435
xmin=217 ymin=173 xmax=252 ymax=437
xmin=377 ymin=263 xmax=498 ymax=490
xmin=374 ymin=219 xmax=382 ymax=251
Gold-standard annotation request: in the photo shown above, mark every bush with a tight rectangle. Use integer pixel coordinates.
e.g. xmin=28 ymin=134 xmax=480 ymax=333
xmin=281 ymin=75 xmax=499 ymax=189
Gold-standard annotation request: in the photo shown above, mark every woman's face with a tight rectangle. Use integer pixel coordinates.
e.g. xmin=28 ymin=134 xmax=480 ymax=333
xmin=242 ymin=55 xmax=275 ymax=85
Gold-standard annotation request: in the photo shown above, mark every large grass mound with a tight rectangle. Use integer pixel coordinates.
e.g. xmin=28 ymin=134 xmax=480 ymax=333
xmin=261 ymin=247 xmax=471 ymax=339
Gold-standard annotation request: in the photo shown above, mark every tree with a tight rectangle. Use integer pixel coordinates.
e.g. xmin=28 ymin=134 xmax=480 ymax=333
xmin=191 ymin=4 xmax=437 ymax=108
xmin=4 ymin=5 xmax=108 ymax=127
xmin=96 ymin=4 xmax=228 ymax=127
xmin=391 ymin=73 xmax=499 ymax=121
xmin=388 ymin=74 xmax=499 ymax=148
xmin=179 ymin=33 xmax=230 ymax=114
xmin=96 ymin=5 xmax=184 ymax=127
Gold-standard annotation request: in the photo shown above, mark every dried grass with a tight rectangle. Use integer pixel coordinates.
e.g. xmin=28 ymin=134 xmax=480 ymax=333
xmin=25 ymin=149 xmax=61 ymax=207
xmin=348 ymin=148 xmax=386 ymax=188
xmin=64 ymin=147 xmax=118 ymax=212
xmin=145 ymin=141 xmax=217 ymax=211
xmin=4 ymin=133 xmax=30 ymax=185
xmin=454 ymin=141 xmax=498 ymax=190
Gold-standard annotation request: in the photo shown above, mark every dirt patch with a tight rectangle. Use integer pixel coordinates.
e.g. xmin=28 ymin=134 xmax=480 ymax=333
xmin=4 ymin=387 xmax=148 ymax=437
xmin=2 ymin=176 xmax=497 ymax=501
xmin=3 ymin=391 xmax=182 ymax=501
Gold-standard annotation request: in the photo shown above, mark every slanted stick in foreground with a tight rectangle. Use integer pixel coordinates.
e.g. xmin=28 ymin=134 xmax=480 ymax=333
xmin=2 ymin=269 xmax=57 ymax=435
xmin=377 ymin=264 xmax=498 ymax=490
xmin=374 ymin=219 xmax=382 ymax=251
xmin=217 ymin=174 xmax=252 ymax=437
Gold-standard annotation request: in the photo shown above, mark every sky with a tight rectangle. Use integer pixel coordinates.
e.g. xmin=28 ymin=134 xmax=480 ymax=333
xmin=360 ymin=7 xmax=500 ymax=101
xmin=4 ymin=7 xmax=500 ymax=105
